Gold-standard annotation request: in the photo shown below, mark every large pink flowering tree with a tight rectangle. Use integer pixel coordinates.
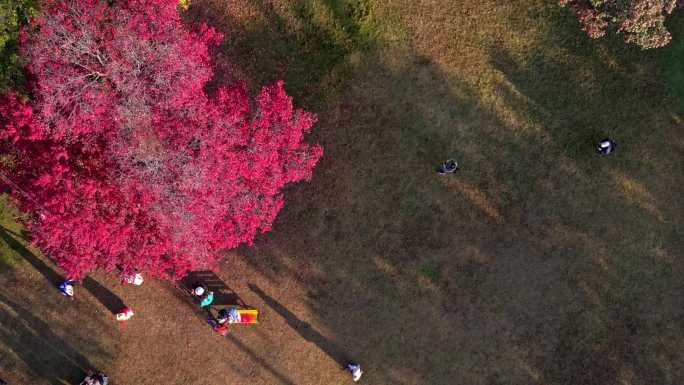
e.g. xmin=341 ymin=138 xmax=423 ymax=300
xmin=0 ymin=0 xmax=323 ymax=279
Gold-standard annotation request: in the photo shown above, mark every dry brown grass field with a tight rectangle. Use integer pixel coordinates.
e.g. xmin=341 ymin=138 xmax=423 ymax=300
xmin=1 ymin=1 xmax=683 ymax=384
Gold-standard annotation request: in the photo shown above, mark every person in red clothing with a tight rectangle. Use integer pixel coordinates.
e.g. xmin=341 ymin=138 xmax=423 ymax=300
xmin=115 ymin=307 xmax=134 ymax=323
xmin=208 ymin=308 xmax=230 ymax=335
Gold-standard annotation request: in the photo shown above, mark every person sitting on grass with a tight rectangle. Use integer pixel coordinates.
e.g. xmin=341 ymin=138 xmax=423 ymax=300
xmin=80 ymin=371 xmax=108 ymax=385
xmin=192 ymin=284 xmax=214 ymax=308
xmin=345 ymin=362 xmax=363 ymax=382
xmin=121 ymin=272 xmax=144 ymax=286
xmin=208 ymin=307 xmax=241 ymax=335
xmin=209 ymin=308 xmax=229 ymax=335
xmin=437 ymin=159 xmax=458 ymax=174
xmin=597 ymin=138 xmax=617 ymax=156
xmin=115 ymin=306 xmax=134 ymax=324
xmin=57 ymin=279 xmax=74 ymax=300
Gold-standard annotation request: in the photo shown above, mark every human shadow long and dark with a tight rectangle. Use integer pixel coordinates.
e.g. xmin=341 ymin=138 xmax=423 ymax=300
xmin=249 ymin=283 xmax=350 ymax=365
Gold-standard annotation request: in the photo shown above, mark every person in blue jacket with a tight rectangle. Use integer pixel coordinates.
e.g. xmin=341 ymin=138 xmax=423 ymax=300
xmin=58 ymin=279 xmax=74 ymax=300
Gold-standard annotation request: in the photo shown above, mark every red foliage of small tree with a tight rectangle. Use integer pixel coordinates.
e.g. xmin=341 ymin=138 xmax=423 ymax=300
xmin=0 ymin=0 xmax=323 ymax=279
xmin=560 ymin=0 xmax=681 ymax=49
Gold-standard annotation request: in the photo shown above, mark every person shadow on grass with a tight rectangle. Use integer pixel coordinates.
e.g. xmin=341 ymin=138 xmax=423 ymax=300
xmin=248 ymin=283 xmax=352 ymax=366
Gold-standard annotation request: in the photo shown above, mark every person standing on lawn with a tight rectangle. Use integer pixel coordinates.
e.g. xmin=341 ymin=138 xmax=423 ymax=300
xmin=345 ymin=362 xmax=363 ymax=382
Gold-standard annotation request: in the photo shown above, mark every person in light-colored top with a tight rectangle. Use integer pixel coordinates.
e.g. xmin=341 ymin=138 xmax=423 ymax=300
xmin=116 ymin=307 xmax=134 ymax=323
xmin=346 ymin=362 xmax=363 ymax=382
xmin=80 ymin=371 xmax=108 ymax=385
xmin=437 ymin=159 xmax=458 ymax=174
xmin=122 ymin=273 xmax=144 ymax=286
xmin=597 ymin=138 xmax=616 ymax=156
xmin=58 ymin=279 xmax=74 ymax=300
xmin=192 ymin=284 xmax=214 ymax=308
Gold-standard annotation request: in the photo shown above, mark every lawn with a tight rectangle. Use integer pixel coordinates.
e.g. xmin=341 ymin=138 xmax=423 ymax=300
xmin=1 ymin=1 xmax=683 ymax=384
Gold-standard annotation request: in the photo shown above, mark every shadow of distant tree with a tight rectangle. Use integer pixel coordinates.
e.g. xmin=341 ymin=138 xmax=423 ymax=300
xmin=0 ymin=293 xmax=92 ymax=385
xmin=188 ymin=1 xmax=684 ymax=384
xmin=0 ymin=225 xmax=128 ymax=317
xmin=185 ymin=0 xmax=371 ymax=104
xmin=0 ymin=226 xmax=63 ymax=284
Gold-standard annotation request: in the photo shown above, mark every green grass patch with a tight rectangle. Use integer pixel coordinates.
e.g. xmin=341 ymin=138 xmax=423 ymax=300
xmin=0 ymin=0 xmax=38 ymax=91
xmin=665 ymin=13 xmax=684 ymax=111
xmin=0 ymin=194 xmax=28 ymax=270
xmin=419 ymin=262 xmax=440 ymax=283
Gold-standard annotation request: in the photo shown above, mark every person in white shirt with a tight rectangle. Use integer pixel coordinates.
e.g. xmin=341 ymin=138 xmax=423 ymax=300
xmin=346 ymin=362 xmax=363 ymax=382
xmin=597 ymin=138 xmax=616 ymax=156
xmin=437 ymin=159 xmax=458 ymax=174
xmin=80 ymin=371 xmax=108 ymax=385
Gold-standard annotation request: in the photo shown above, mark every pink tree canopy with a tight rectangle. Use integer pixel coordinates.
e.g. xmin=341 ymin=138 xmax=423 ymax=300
xmin=0 ymin=0 xmax=323 ymax=279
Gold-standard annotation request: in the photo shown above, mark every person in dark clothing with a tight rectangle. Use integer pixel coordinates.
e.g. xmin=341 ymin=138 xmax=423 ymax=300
xmin=80 ymin=371 xmax=108 ymax=385
xmin=437 ymin=159 xmax=458 ymax=174
xmin=208 ymin=308 xmax=230 ymax=336
xmin=597 ymin=138 xmax=617 ymax=156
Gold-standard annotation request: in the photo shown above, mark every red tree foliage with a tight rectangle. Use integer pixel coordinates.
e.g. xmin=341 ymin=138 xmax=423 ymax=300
xmin=0 ymin=0 xmax=323 ymax=279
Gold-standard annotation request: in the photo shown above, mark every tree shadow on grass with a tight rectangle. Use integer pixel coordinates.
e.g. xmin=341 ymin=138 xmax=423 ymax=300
xmin=186 ymin=0 xmax=369 ymax=104
xmin=454 ymin=8 xmax=684 ymax=385
xmin=0 ymin=226 xmax=63 ymax=284
xmin=0 ymin=293 xmax=93 ymax=385
xmin=191 ymin=1 xmax=684 ymax=384
xmin=0 ymin=225 xmax=127 ymax=317
xmin=246 ymin=42 xmax=683 ymax=385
